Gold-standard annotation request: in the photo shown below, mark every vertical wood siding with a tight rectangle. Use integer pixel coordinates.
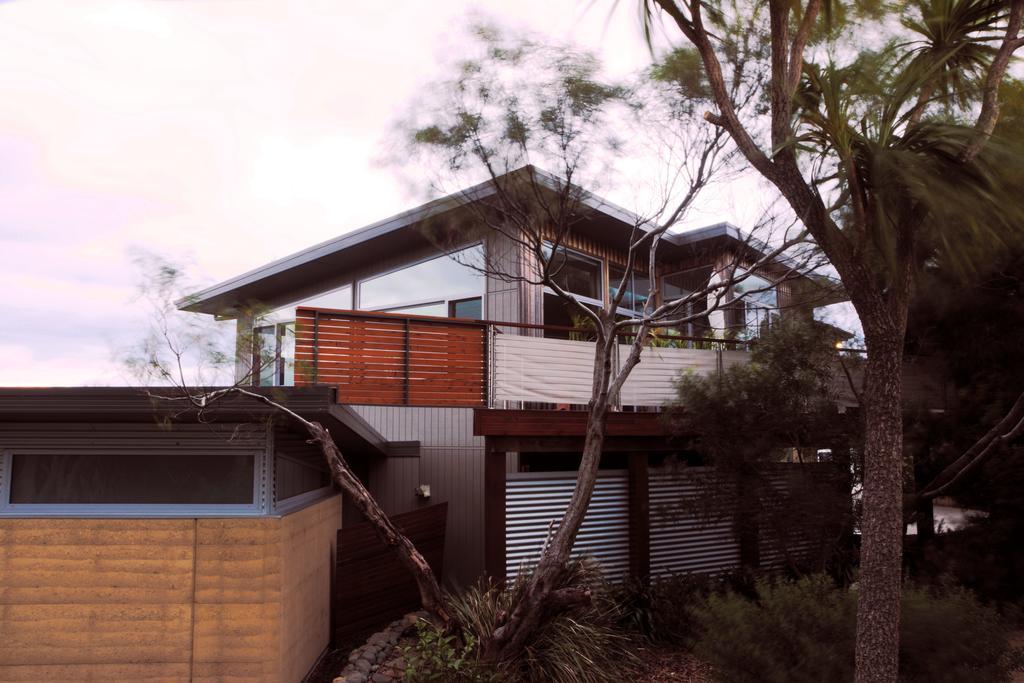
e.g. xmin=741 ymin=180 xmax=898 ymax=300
xmin=351 ymin=406 xmax=484 ymax=587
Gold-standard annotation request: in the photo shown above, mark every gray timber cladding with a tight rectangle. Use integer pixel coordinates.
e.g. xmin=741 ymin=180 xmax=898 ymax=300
xmin=351 ymin=405 xmax=485 ymax=587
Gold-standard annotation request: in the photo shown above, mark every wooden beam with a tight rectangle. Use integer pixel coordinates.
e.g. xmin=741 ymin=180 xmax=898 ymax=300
xmin=628 ymin=452 xmax=650 ymax=582
xmin=474 ymin=409 xmax=670 ymax=437
xmin=488 ymin=435 xmax=680 ymax=453
xmin=484 ymin=442 xmax=507 ymax=585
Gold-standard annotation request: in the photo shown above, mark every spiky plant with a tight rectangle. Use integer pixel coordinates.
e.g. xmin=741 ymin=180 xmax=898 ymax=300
xmin=443 ymin=557 xmax=639 ymax=683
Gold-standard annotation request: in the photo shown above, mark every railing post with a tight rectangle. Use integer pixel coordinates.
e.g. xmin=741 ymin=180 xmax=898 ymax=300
xmin=403 ymin=317 xmax=411 ymax=406
xmin=483 ymin=323 xmax=492 ymax=408
xmin=313 ymin=310 xmax=320 ymax=385
xmin=628 ymin=452 xmax=650 ymax=583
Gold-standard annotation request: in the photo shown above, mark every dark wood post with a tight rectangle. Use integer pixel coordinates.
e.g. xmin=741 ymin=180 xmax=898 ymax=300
xmin=628 ymin=452 xmax=650 ymax=582
xmin=736 ymin=467 xmax=761 ymax=571
xmin=484 ymin=441 xmax=507 ymax=585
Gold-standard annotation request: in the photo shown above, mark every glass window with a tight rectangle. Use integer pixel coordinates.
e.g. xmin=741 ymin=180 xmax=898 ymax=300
xmin=449 ymin=297 xmax=482 ymax=319
xmin=543 ymin=244 xmax=602 ymax=301
xmin=261 ymin=285 xmax=352 ymax=324
xmin=358 ymin=245 xmax=484 ymax=311
xmin=733 ymin=274 xmax=778 ymax=336
xmin=297 ymin=285 xmax=353 ymax=312
xmin=381 ymin=301 xmax=448 ymax=317
xmin=8 ymin=452 xmax=255 ymax=505
xmin=609 ymin=266 xmax=651 ymax=314
xmin=256 ymin=322 xmax=295 ymax=387
xmin=255 ymin=286 xmax=349 ymax=387
xmin=663 ymin=266 xmax=715 ymax=340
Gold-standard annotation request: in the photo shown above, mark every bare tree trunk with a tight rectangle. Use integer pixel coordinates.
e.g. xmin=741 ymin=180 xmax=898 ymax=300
xmin=484 ymin=342 xmax=614 ymax=660
xmin=302 ymin=420 xmax=452 ymax=629
xmin=854 ymin=333 xmax=905 ymax=683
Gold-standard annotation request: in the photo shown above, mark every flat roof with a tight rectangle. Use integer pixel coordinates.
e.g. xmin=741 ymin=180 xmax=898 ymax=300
xmin=0 ymin=386 xmax=391 ymax=458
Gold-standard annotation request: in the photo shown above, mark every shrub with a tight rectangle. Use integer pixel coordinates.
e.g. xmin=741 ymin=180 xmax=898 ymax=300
xmin=400 ymin=619 xmax=489 ymax=682
xmin=691 ymin=574 xmax=1017 ymax=683
xmin=614 ymin=571 xmax=734 ymax=645
xmin=444 ymin=557 xmax=640 ymax=683
xmin=899 ymin=584 xmax=1016 ymax=682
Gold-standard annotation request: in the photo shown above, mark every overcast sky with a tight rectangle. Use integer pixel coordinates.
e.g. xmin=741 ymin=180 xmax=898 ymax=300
xmin=0 ymin=0 xmax=844 ymax=386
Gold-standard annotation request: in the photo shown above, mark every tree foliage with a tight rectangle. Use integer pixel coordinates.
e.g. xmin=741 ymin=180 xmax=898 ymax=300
xmin=638 ymin=0 xmax=1024 ymax=677
xmin=665 ymin=320 xmax=859 ymax=574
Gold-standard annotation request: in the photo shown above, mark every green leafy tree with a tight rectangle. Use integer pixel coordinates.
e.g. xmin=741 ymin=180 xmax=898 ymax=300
xmin=638 ymin=1 xmax=1024 ymax=678
xmin=666 ymin=319 xmax=860 ymax=574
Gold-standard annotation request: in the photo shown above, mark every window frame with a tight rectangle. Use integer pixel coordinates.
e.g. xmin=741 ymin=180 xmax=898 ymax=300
xmin=541 ymin=242 xmax=605 ymax=308
xmin=0 ymin=445 xmax=271 ymax=518
xmin=660 ymin=265 xmax=717 ymax=340
xmin=356 ymin=243 xmax=486 ymax=315
xmin=608 ymin=264 xmax=652 ymax=317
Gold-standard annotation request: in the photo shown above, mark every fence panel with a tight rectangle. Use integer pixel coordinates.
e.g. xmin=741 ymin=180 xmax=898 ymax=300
xmin=648 ymin=466 xmax=742 ymax=576
xmin=505 ymin=471 xmax=629 ymax=581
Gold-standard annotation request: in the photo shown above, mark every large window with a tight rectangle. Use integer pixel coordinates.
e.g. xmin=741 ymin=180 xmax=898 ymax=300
xmin=8 ymin=452 xmax=255 ymax=505
xmin=0 ymin=425 xmax=266 ymax=516
xmin=357 ymin=245 xmax=484 ymax=316
xmin=254 ymin=284 xmax=352 ymax=387
xmin=662 ymin=266 xmax=715 ymax=340
xmin=609 ymin=265 xmax=651 ymax=315
xmin=542 ymin=243 xmax=603 ymax=302
xmin=256 ymin=322 xmax=295 ymax=387
xmin=732 ymin=274 xmax=778 ymax=337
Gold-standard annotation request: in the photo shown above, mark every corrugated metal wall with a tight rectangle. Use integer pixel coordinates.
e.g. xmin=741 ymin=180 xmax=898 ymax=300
xmin=648 ymin=467 xmax=741 ymax=576
xmin=505 ymin=471 xmax=629 ymax=581
xmin=350 ymin=405 xmax=485 ymax=588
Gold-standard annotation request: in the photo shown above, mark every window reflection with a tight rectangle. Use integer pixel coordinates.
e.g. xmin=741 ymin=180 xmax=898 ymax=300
xmin=358 ymin=245 xmax=484 ymax=311
xmin=662 ymin=266 xmax=715 ymax=342
xmin=256 ymin=322 xmax=295 ymax=387
xmin=542 ymin=243 xmax=602 ymax=301
xmin=609 ymin=265 xmax=651 ymax=314
xmin=732 ymin=274 xmax=778 ymax=338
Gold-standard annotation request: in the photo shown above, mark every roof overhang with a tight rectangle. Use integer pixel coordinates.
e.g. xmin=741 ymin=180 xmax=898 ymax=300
xmin=179 ymin=166 xmax=845 ymax=317
xmin=0 ymin=386 xmax=391 ymax=459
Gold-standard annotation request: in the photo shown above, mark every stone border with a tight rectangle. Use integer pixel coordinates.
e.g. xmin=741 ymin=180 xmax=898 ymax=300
xmin=334 ymin=611 xmax=427 ymax=683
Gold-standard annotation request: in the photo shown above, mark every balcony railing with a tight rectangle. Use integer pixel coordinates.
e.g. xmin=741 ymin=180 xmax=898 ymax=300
xmin=294 ymin=307 xmax=487 ymax=407
xmin=291 ymin=307 xmax=946 ymax=410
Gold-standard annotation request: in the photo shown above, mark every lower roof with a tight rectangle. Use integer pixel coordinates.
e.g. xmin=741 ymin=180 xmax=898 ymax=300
xmin=0 ymin=386 xmax=390 ymax=459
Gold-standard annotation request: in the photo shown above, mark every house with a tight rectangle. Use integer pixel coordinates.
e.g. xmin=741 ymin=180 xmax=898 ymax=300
xmin=0 ymin=387 xmax=388 ymax=681
xmin=176 ymin=166 xmax=868 ymax=585
xmin=0 ymin=168 xmax=944 ymax=681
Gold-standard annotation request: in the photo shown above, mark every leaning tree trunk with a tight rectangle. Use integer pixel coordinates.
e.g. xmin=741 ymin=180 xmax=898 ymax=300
xmin=304 ymin=420 xmax=452 ymax=629
xmin=484 ymin=340 xmax=616 ymax=661
xmin=854 ymin=331 xmax=905 ymax=683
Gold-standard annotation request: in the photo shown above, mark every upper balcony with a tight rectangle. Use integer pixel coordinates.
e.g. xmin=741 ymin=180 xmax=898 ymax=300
xmin=273 ymin=307 xmax=947 ymax=411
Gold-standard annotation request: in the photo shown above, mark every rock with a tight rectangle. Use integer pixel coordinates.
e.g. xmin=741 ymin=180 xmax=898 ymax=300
xmin=354 ymin=658 xmax=372 ymax=674
xmin=344 ymin=674 xmax=367 ymax=683
xmin=348 ymin=650 xmax=361 ymax=663
xmin=368 ymin=632 xmax=391 ymax=646
xmin=371 ymin=673 xmax=393 ymax=683
xmin=362 ymin=645 xmax=380 ymax=659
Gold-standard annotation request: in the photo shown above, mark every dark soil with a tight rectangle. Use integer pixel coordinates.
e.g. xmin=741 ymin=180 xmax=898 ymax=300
xmin=634 ymin=644 xmax=715 ymax=682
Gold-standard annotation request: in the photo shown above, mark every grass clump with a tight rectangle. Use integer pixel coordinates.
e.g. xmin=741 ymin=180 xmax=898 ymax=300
xmin=416 ymin=557 xmax=639 ymax=683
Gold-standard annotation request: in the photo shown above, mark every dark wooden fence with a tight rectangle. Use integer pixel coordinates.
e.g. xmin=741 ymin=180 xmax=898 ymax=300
xmin=334 ymin=503 xmax=448 ymax=644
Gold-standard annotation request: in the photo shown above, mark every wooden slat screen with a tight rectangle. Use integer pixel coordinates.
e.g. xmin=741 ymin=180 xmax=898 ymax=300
xmin=333 ymin=503 xmax=447 ymax=643
xmin=294 ymin=308 xmax=486 ymax=407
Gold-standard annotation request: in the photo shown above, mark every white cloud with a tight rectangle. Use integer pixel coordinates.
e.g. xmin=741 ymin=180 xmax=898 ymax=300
xmin=0 ymin=0 xmax=859 ymax=385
